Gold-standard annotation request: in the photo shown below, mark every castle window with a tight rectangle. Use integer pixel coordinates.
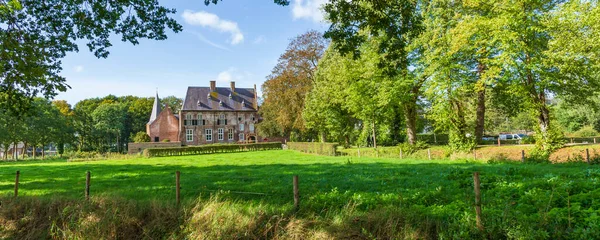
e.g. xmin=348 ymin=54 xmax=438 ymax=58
xmin=239 ymin=133 xmax=245 ymax=142
xmin=186 ymin=129 xmax=194 ymax=142
xmin=217 ymin=114 xmax=227 ymax=125
xmin=205 ymin=129 xmax=213 ymax=141
xmin=218 ymin=128 xmax=224 ymax=141
xmin=185 ymin=113 xmax=193 ymax=126
xmin=228 ymin=129 xmax=234 ymax=140
xmin=249 ymin=124 xmax=254 ymax=133
xmin=239 ymin=123 xmax=244 ymax=131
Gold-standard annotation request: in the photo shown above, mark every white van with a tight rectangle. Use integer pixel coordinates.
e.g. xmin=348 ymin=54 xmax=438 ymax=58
xmin=499 ymin=133 xmax=527 ymax=140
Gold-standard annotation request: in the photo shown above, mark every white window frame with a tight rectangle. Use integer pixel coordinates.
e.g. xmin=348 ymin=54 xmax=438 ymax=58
xmin=205 ymin=129 xmax=213 ymax=141
xmin=239 ymin=133 xmax=245 ymax=142
xmin=218 ymin=128 xmax=224 ymax=141
xmin=249 ymin=123 xmax=254 ymax=133
xmin=228 ymin=129 xmax=234 ymax=140
xmin=239 ymin=123 xmax=245 ymax=131
xmin=186 ymin=129 xmax=194 ymax=142
xmin=185 ymin=113 xmax=193 ymax=126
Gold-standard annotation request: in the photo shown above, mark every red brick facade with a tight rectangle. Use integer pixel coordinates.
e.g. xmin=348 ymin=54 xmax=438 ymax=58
xmin=146 ymin=106 xmax=180 ymax=142
xmin=179 ymin=111 xmax=259 ymax=145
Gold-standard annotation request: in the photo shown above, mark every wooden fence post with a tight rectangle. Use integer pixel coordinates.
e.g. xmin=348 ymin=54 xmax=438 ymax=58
xmin=176 ymin=171 xmax=181 ymax=205
xmin=357 ymin=145 xmax=361 ymax=158
xmin=586 ymin=149 xmax=590 ymax=164
xmin=497 ymin=138 xmax=501 ymax=146
xmin=595 ymin=138 xmax=597 ymax=144
xmin=14 ymin=170 xmax=20 ymax=198
xmin=571 ymin=138 xmax=574 ymax=144
xmin=474 ymin=150 xmax=477 ymax=160
xmin=85 ymin=171 xmax=91 ymax=201
xmin=521 ymin=150 xmax=525 ymax=163
xmin=428 ymin=149 xmax=431 ymax=160
xmin=473 ymin=172 xmax=484 ymax=231
xmin=293 ymin=175 xmax=299 ymax=210
xmin=399 ymin=148 xmax=403 ymax=159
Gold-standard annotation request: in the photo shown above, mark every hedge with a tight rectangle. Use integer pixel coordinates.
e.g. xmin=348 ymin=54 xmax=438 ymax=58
xmin=287 ymin=142 xmax=338 ymax=156
xmin=143 ymin=142 xmax=282 ymax=157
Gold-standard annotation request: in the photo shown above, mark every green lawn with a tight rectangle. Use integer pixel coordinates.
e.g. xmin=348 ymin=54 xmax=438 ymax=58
xmin=2 ymin=150 xmax=600 ymax=238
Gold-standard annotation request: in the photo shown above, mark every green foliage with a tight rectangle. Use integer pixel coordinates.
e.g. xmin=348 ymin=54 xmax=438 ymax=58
xmin=398 ymin=141 xmax=428 ymax=155
xmin=573 ymin=125 xmax=599 ymax=138
xmin=132 ymin=132 xmax=151 ymax=143
xmin=287 ymin=142 xmax=339 ymax=156
xmin=0 ymin=0 xmax=182 ymax=115
xmin=143 ymin=143 xmax=282 ymax=157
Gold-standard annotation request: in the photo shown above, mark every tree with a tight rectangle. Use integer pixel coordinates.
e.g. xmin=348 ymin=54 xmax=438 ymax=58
xmin=133 ymin=131 xmax=151 ymax=143
xmin=161 ymin=96 xmax=183 ymax=113
xmin=0 ymin=0 xmax=182 ymax=115
xmin=259 ymin=30 xmax=328 ymax=139
xmin=92 ymin=103 xmax=127 ymax=153
xmin=323 ymin=0 xmax=425 ymax=145
xmin=494 ymin=0 xmax=600 ymax=153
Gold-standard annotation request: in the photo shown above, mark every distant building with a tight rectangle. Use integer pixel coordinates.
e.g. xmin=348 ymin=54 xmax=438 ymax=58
xmin=146 ymin=92 xmax=180 ymax=143
xmin=145 ymin=81 xmax=260 ymax=145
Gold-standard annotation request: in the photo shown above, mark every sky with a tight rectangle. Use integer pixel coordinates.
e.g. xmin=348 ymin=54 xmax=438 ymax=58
xmin=56 ymin=0 xmax=328 ymax=105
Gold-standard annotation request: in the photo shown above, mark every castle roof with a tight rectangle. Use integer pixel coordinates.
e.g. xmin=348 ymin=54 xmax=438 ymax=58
xmin=182 ymin=82 xmax=257 ymax=112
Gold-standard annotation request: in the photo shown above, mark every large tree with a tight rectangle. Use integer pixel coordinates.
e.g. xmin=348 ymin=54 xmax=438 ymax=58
xmin=323 ymin=0 xmax=425 ymax=145
xmin=259 ymin=30 xmax=328 ymax=140
xmin=495 ymin=0 xmax=600 ymax=153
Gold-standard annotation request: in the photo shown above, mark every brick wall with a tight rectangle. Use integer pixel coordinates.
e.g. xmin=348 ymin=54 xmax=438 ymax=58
xmin=180 ymin=111 xmax=259 ymax=145
xmin=147 ymin=106 xmax=180 ymax=142
xmin=128 ymin=142 xmax=182 ymax=154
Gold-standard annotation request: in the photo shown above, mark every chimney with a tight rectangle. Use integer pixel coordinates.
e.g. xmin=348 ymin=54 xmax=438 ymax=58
xmin=230 ymin=81 xmax=235 ymax=93
xmin=253 ymin=84 xmax=258 ymax=109
xmin=210 ymin=80 xmax=216 ymax=92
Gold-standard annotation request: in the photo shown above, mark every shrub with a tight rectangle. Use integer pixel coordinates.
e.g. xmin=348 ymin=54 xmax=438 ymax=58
xmin=398 ymin=141 xmax=428 ymax=155
xmin=143 ymin=142 xmax=282 ymax=157
xmin=573 ymin=125 xmax=599 ymax=138
xmin=132 ymin=131 xmax=151 ymax=143
xmin=287 ymin=142 xmax=338 ymax=156
xmin=162 ymin=139 xmax=170 ymax=142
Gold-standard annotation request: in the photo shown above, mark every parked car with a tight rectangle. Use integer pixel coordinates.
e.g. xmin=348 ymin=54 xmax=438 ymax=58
xmin=499 ymin=133 xmax=528 ymax=140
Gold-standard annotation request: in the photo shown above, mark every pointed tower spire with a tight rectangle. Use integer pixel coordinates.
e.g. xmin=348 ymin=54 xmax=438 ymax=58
xmin=148 ymin=90 xmax=162 ymax=124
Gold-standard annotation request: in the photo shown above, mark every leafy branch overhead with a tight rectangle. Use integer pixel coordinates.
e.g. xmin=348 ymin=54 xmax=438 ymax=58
xmin=0 ymin=0 xmax=182 ymax=114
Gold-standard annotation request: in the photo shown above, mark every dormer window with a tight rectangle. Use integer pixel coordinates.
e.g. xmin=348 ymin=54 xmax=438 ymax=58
xmin=207 ymin=93 xmax=211 ymax=99
xmin=229 ymin=93 xmax=232 ymax=99
xmin=241 ymin=100 xmax=245 ymax=107
xmin=219 ymin=100 xmax=223 ymax=106
xmin=197 ymin=100 xmax=201 ymax=106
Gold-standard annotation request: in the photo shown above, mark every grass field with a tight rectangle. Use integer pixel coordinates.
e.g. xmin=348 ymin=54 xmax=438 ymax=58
xmin=2 ymin=150 xmax=600 ymax=239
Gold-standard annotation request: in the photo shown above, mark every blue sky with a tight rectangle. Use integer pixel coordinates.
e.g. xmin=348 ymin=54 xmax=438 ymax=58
xmin=57 ymin=0 xmax=328 ymax=105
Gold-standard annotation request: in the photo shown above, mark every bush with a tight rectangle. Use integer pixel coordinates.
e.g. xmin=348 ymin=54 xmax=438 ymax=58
xmin=132 ymin=131 xmax=151 ymax=143
xmin=143 ymin=142 xmax=282 ymax=157
xmin=162 ymin=139 xmax=170 ymax=142
xmin=398 ymin=141 xmax=428 ymax=155
xmin=573 ymin=125 xmax=599 ymax=138
xmin=287 ymin=142 xmax=338 ymax=156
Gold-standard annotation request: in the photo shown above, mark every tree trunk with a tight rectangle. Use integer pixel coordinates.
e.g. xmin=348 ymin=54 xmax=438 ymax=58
xmin=22 ymin=142 xmax=28 ymax=159
xmin=474 ymin=87 xmax=486 ymax=144
xmin=404 ymin=102 xmax=418 ymax=145
xmin=319 ymin=132 xmax=326 ymax=143
xmin=372 ymin=119 xmax=377 ymax=149
xmin=344 ymin=135 xmax=350 ymax=147
xmin=33 ymin=144 xmax=37 ymax=159
xmin=42 ymin=144 xmax=45 ymax=158
xmin=13 ymin=141 xmax=18 ymax=161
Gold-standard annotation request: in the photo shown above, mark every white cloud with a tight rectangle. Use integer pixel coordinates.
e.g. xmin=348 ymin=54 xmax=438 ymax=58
xmin=74 ymin=65 xmax=84 ymax=73
xmin=216 ymin=68 xmax=255 ymax=83
xmin=292 ymin=0 xmax=327 ymax=23
xmin=182 ymin=10 xmax=244 ymax=45
xmin=217 ymin=70 xmax=233 ymax=82
xmin=253 ymin=35 xmax=266 ymax=44
xmin=186 ymin=30 xmax=232 ymax=51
